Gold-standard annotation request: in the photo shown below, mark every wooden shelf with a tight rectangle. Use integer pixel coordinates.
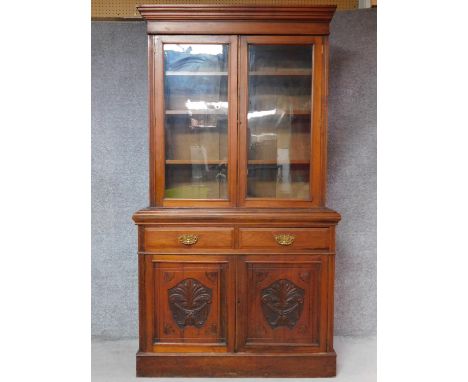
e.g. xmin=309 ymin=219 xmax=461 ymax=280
xmin=166 ymin=71 xmax=228 ymax=76
xmin=250 ymin=124 xmax=311 ymax=130
xmin=166 ymin=160 xmax=226 ymax=165
xmin=166 ymin=160 xmax=309 ymax=165
xmin=248 ymin=110 xmax=311 ymax=117
xmin=287 ymin=111 xmax=311 ymax=116
xmin=249 ymin=69 xmax=311 ymax=76
xmin=166 ymin=110 xmax=228 ymax=115
xmin=248 ymin=160 xmax=310 ymax=165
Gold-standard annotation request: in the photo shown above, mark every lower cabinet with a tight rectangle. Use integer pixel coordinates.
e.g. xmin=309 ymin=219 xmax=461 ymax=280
xmin=142 ymin=254 xmax=330 ymax=354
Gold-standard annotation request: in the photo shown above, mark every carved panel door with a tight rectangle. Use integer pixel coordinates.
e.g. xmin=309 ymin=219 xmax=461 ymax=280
xmin=236 ymin=255 xmax=329 ymax=352
xmin=151 ymin=256 xmax=235 ymax=352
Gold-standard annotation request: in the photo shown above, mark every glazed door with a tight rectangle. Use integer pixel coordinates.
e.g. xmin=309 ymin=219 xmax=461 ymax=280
xmin=152 ymin=36 xmax=238 ymax=207
xmin=236 ymin=255 xmax=329 ymax=352
xmin=239 ymin=36 xmax=326 ymax=207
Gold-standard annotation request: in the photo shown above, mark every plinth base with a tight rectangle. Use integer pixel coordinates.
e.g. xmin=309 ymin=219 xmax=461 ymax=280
xmin=136 ymin=351 xmax=337 ymax=378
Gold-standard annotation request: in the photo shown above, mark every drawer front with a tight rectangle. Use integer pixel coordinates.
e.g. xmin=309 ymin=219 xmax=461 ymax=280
xmin=144 ymin=227 xmax=234 ymax=250
xmin=239 ymin=228 xmax=331 ymax=250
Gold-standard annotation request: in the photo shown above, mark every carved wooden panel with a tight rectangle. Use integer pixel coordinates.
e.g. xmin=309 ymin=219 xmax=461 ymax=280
xmin=261 ymin=279 xmax=305 ymax=329
xmin=168 ymin=278 xmax=213 ymax=328
xmin=153 ymin=259 xmax=230 ymax=345
xmin=237 ymin=255 xmax=328 ymax=352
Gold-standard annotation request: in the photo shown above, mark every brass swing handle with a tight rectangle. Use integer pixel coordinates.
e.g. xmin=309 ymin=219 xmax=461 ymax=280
xmin=178 ymin=234 xmax=199 ymax=246
xmin=274 ymin=234 xmax=296 ymax=246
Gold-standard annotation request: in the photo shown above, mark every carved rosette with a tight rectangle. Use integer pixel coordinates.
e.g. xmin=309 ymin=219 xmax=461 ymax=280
xmin=261 ymin=279 xmax=305 ymax=329
xmin=168 ymin=278 xmax=212 ymax=328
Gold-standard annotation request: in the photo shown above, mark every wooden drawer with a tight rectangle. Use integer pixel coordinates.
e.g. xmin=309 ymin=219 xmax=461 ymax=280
xmin=144 ymin=227 xmax=234 ymax=250
xmin=239 ymin=228 xmax=331 ymax=250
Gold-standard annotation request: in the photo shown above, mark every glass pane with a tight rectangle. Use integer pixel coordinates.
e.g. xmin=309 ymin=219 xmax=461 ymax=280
xmin=246 ymin=45 xmax=313 ymax=200
xmin=164 ymin=44 xmax=229 ymax=199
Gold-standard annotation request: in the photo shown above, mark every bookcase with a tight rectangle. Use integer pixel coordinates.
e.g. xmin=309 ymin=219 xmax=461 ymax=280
xmin=133 ymin=4 xmax=341 ymax=377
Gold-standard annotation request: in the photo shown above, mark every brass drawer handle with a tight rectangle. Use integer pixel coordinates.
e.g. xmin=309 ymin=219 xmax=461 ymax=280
xmin=178 ymin=234 xmax=199 ymax=246
xmin=274 ymin=234 xmax=296 ymax=246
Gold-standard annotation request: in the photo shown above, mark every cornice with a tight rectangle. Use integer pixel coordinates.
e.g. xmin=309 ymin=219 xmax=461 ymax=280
xmin=137 ymin=4 xmax=337 ymax=23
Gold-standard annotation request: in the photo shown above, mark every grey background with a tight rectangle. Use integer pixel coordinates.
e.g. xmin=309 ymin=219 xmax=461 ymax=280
xmin=91 ymin=8 xmax=376 ymax=339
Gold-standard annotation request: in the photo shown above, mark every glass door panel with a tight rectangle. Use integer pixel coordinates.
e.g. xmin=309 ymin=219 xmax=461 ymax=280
xmin=244 ymin=43 xmax=314 ymax=201
xmin=163 ymin=43 xmax=229 ymax=199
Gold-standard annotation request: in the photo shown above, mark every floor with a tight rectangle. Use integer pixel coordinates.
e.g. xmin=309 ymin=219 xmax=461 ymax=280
xmin=92 ymin=336 xmax=376 ymax=381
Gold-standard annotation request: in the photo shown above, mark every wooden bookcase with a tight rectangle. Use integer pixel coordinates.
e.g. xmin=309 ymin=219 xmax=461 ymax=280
xmin=133 ymin=4 xmax=341 ymax=377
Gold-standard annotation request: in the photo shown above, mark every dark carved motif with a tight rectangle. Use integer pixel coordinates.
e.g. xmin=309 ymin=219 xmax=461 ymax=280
xmin=163 ymin=272 xmax=175 ymax=283
xmin=168 ymin=278 xmax=212 ymax=328
xmin=205 ymin=271 xmax=218 ymax=282
xmin=163 ymin=323 xmax=174 ymax=335
xmin=261 ymin=279 xmax=305 ymax=329
xmin=255 ymin=271 xmax=269 ymax=283
xmin=299 ymin=271 xmax=310 ymax=282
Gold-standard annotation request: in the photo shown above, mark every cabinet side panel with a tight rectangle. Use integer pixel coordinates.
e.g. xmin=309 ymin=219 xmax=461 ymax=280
xmin=311 ymin=37 xmax=324 ymax=205
xmin=320 ymin=36 xmax=330 ymax=205
xmin=154 ymin=37 xmax=166 ymax=205
xmin=139 ymin=253 xmax=154 ymax=351
xmin=148 ymin=36 xmax=157 ymax=205
xmin=138 ymin=253 xmax=146 ymax=351
xmin=327 ymin=253 xmax=335 ymax=351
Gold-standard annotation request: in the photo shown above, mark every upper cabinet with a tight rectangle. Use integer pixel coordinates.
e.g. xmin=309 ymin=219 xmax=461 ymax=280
xmin=143 ymin=6 xmax=334 ymax=208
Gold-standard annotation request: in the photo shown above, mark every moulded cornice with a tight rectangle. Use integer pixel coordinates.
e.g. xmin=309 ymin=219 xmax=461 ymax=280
xmin=137 ymin=4 xmax=337 ymax=24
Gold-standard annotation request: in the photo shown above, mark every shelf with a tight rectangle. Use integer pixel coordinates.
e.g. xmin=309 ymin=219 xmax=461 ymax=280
xmin=248 ymin=160 xmax=310 ymax=165
xmin=166 ymin=71 xmax=228 ymax=76
xmin=282 ymin=110 xmax=311 ymax=116
xmin=166 ymin=160 xmax=308 ymax=166
xmin=166 ymin=110 xmax=228 ymax=115
xmin=166 ymin=160 xmax=226 ymax=165
xmin=249 ymin=69 xmax=311 ymax=76
xmin=249 ymin=124 xmax=311 ymax=130
xmin=248 ymin=110 xmax=311 ymax=117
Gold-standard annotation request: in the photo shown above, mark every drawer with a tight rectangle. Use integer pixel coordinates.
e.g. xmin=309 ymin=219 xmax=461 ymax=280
xmin=144 ymin=227 xmax=234 ymax=250
xmin=239 ymin=228 xmax=331 ymax=250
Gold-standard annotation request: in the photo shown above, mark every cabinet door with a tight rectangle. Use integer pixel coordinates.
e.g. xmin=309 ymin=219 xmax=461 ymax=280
xmin=152 ymin=36 xmax=238 ymax=207
xmin=141 ymin=255 xmax=235 ymax=352
xmin=236 ymin=255 xmax=329 ymax=352
xmin=239 ymin=36 xmax=326 ymax=207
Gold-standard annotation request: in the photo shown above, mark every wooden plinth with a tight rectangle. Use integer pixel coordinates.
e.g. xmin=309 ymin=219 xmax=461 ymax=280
xmin=136 ymin=351 xmax=337 ymax=378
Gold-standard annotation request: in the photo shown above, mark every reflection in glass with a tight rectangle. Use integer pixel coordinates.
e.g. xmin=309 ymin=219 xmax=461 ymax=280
xmin=163 ymin=44 xmax=229 ymax=199
xmin=246 ymin=45 xmax=313 ymax=200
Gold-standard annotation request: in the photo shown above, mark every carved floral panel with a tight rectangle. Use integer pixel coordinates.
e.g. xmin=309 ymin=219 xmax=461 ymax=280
xmin=168 ymin=278 xmax=213 ymax=328
xmin=261 ymin=279 xmax=305 ymax=329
